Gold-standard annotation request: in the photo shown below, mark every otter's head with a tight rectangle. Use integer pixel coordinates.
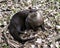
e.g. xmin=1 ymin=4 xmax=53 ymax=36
xmin=26 ymin=11 xmax=44 ymax=28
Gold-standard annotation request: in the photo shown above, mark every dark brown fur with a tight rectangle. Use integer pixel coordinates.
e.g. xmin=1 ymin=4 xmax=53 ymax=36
xmin=8 ymin=8 xmax=37 ymax=44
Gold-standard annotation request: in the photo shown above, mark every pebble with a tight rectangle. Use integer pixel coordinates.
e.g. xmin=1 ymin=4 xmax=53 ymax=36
xmin=36 ymin=38 xmax=42 ymax=44
xmin=31 ymin=45 xmax=35 ymax=48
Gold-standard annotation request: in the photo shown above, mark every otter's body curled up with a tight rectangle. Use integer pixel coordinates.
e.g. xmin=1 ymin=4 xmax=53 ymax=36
xmin=8 ymin=9 xmax=38 ymax=44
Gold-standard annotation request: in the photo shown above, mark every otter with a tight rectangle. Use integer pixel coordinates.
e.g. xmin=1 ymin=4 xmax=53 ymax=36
xmin=8 ymin=8 xmax=44 ymax=44
xmin=8 ymin=8 xmax=38 ymax=44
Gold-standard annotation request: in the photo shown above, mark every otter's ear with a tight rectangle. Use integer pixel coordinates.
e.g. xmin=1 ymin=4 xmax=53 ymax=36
xmin=29 ymin=8 xmax=38 ymax=13
xmin=28 ymin=7 xmax=32 ymax=9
